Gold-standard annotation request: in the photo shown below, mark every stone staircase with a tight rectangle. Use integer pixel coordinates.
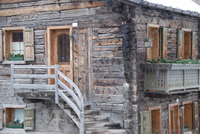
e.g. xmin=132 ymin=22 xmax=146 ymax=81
xmin=58 ymin=97 xmax=127 ymax=134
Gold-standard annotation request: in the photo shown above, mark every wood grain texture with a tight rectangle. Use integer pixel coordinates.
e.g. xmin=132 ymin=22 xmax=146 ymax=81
xmin=0 ymin=2 xmax=106 ymax=17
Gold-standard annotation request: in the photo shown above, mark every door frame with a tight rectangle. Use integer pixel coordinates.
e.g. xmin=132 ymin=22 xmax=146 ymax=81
xmin=46 ymin=26 xmax=73 ymax=82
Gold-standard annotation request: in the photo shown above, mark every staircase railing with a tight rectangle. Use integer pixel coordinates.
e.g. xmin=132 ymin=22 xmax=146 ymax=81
xmin=11 ymin=64 xmax=84 ymax=134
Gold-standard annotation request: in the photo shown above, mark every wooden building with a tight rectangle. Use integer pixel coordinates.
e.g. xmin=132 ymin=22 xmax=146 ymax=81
xmin=0 ymin=0 xmax=199 ymax=134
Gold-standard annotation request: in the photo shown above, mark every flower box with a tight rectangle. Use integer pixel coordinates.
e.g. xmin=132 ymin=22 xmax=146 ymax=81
xmin=10 ymin=57 xmax=24 ymax=61
xmin=141 ymin=63 xmax=200 ymax=93
xmin=8 ymin=123 xmax=23 ymax=128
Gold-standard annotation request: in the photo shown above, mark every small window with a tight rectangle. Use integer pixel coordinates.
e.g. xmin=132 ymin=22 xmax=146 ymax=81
xmin=182 ymin=101 xmax=199 ymax=132
xmin=146 ymin=24 xmax=167 ymax=60
xmin=168 ymin=103 xmax=180 ymax=134
xmin=5 ymin=108 xmax=24 ymax=129
xmin=58 ymin=34 xmax=70 ymax=62
xmin=148 ymin=106 xmax=162 ymax=134
xmin=177 ymin=29 xmax=196 ymax=59
xmin=2 ymin=27 xmax=35 ymax=63
xmin=12 ymin=32 xmax=24 ymax=55
xmin=0 ymin=106 xmax=34 ymax=131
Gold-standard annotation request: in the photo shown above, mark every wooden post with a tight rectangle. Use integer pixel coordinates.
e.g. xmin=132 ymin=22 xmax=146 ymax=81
xmin=144 ymin=70 xmax=147 ymax=91
xmin=55 ymin=64 xmax=59 ymax=104
xmin=165 ymin=69 xmax=169 ymax=92
xmin=183 ymin=70 xmax=186 ymax=91
xmin=80 ymin=101 xmax=84 ymax=134
xmin=11 ymin=64 xmax=14 ymax=96
xmin=199 ymin=69 xmax=200 ymax=89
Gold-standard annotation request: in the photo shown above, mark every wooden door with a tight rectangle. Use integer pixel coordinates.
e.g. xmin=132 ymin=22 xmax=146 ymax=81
xmin=47 ymin=26 xmax=73 ymax=87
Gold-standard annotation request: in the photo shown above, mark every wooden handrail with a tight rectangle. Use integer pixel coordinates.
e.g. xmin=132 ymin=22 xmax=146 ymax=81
xmin=11 ymin=64 xmax=84 ymax=134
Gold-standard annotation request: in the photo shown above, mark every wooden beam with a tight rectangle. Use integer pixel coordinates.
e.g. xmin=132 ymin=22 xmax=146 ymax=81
xmin=0 ymin=2 xmax=106 ymax=17
xmin=0 ymin=0 xmax=38 ymax=4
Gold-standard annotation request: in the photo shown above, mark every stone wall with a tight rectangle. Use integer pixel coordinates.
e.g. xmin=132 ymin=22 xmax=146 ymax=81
xmin=131 ymin=5 xmax=200 ymax=134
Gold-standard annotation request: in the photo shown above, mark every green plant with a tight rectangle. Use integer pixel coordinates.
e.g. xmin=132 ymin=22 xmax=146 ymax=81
xmin=184 ymin=125 xmax=189 ymax=128
xmin=147 ymin=58 xmax=200 ymax=64
xmin=9 ymin=119 xmax=21 ymax=125
xmin=144 ymin=36 xmax=154 ymax=42
xmin=10 ymin=53 xmax=23 ymax=58
xmin=14 ymin=119 xmax=21 ymax=124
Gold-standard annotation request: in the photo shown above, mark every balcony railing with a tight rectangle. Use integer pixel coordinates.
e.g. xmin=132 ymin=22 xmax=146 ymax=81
xmin=141 ymin=64 xmax=200 ymax=93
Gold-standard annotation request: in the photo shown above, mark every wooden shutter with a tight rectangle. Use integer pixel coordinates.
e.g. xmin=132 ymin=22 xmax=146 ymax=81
xmin=177 ymin=30 xmax=184 ymax=59
xmin=24 ymin=29 xmax=34 ymax=61
xmin=0 ymin=108 xmax=3 ymax=129
xmin=192 ymin=102 xmax=198 ymax=131
xmin=191 ymin=31 xmax=196 ymax=60
xmin=160 ymin=27 xmax=167 ymax=59
xmin=140 ymin=111 xmax=152 ymax=134
xmin=24 ymin=108 xmax=34 ymax=130
xmin=0 ymin=30 xmax=2 ymax=61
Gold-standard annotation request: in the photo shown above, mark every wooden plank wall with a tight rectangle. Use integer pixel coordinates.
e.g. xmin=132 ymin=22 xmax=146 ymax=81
xmin=0 ymin=0 xmax=128 ymax=104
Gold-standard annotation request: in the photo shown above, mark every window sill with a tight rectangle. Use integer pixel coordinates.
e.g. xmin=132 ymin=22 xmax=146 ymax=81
xmin=1 ymin=128 xmax=27 ymax=133
xmin=2 ymin=60 xmax=26 ymax=64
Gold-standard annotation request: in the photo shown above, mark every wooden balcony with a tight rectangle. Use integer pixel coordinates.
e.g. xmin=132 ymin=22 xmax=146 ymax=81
xmin=141 ymin=64 xmax=200 ymax=93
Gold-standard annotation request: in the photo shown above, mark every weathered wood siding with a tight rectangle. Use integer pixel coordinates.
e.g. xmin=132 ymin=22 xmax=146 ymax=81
xmin=0 ymin=0 xmax=132 ymax=131
xmin=133 ymin=6 xmax=199 ymax=91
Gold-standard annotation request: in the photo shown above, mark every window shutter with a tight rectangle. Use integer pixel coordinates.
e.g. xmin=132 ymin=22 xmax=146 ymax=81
xmin=140 ymin=111 xmax=152 ymax=134
xmin=191 ymin=31 xmax=196 ymax=60
xmin=0 ymin=108 xmax=3 ymax=129
xmin=0 ymin=30 xmax=2 ymax=61
xmin=177 ymin=30 xmax=184 ymax=59
xmin=192 ymin=102 xmax=198 ymax=131
xmin=24 ymin=108 xmax=34 ymax=130
xmin=160 ymin=27 xmax=167 ymax=59
xmin=24 ymin=29 xmax=34 ymax=61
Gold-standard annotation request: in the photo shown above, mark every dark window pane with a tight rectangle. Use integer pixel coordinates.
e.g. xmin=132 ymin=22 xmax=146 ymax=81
xmin=12 ymin=32 xmax=23 ymax=42
xmin=58 ymin=34 xmax=70 ymax=62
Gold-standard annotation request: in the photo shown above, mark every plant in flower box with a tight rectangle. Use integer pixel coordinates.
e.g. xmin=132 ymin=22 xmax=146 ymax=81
xmin=144 ymin=36 xmax=154 ymax=48
xmin=184 ymin=125 xmax=189 ymax=132
xmin=10 ymin=53 xmax=24 ymax=61
xmin=8 ymin=119 xmax=23 ymax=128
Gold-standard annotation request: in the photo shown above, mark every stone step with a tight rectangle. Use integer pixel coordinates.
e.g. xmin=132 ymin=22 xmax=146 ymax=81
xmin=84 ymin=110 xmax=99 ymax=115
xmin=85 ymin=122 xmax=121 ymax=129
xmin=85 ymin=129 xmax=127 ymax=134
xmin=84 ymin=115 xmax=109 ymax=122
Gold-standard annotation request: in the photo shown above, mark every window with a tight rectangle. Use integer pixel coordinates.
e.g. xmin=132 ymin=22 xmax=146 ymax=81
xmin=148 ymin=106 xmax=162 ymax=134
xmin=140 ymin=106 xmax=162 ymax=134
xmin=177 ymin=29 xmax=196 ymax=59
xmin=12 ymin=32 xmax=24 ymax=55
xmin=146 ymin=24 xmax=167 ymax=60
xmin=182 ymin=101 xmax=199 ymax=133
xmin=168 ymin=103 xmax=180 ymax=134
xmin=1 ymin=27 xmax=35 ymax=63
xmin=5 ymin=108 xmax=24 ymax=128
xmin=0 ymin=105 xmax=34 ymax=131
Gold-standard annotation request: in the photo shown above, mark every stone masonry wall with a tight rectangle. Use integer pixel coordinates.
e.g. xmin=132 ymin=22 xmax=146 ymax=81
xmin=131 ymin=5 xmax=200 ymax=134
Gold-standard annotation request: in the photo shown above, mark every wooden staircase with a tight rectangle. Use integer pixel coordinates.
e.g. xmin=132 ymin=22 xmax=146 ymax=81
xmin=11 ymin=64 xmax=127 ymax=134
xmin=58 ymin=96 xmax=127 ymax=134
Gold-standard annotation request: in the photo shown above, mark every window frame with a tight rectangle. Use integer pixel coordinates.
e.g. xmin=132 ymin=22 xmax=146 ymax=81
xmin=168 ymin=103 xmax=180 ymax=134
xmin=148 ymin=106 xmax=162 ymax=134
xmin=2 ymin=27 xmax=26 ymax=64
xmin=182 ymin=100 xmax=193 ymax=132
xmin=146 ymin=24 xmax=160 ymax=60
xmin=3 ymin=104 xmax=26 ymax=130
